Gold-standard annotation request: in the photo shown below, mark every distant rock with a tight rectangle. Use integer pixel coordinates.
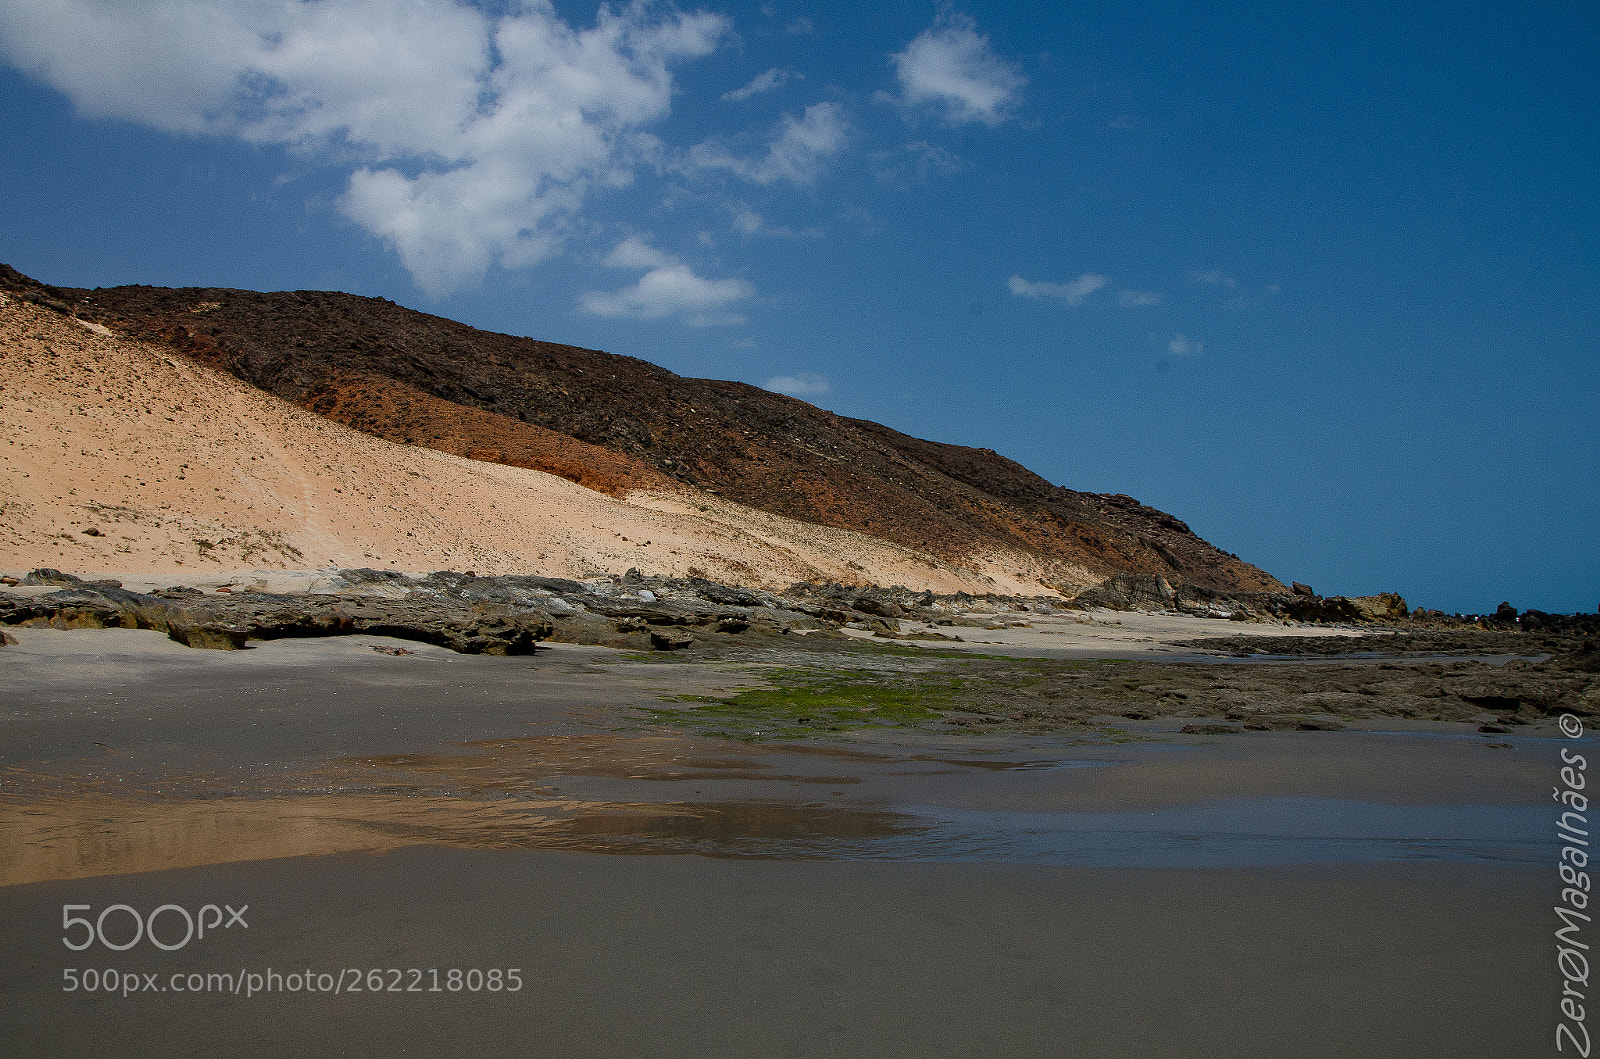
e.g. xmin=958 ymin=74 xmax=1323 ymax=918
xmin=1291 ymin=582 xmax=1315 ymax=597
xmin=1350 ymin=593 xmax=1409 ymax=622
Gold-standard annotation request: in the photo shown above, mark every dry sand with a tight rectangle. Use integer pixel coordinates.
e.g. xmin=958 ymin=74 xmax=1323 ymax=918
xmin=858 ymin=606 xmax=1369 ymax=657
xmin=0 ymin=294 xmax=1084 ymax=595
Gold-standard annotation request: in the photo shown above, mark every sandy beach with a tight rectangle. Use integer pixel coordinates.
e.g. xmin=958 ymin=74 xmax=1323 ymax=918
xmin=0 ymin=620 xmax=1564 ymax=1056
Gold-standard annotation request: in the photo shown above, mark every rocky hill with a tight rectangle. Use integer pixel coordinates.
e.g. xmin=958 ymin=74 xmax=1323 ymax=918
xmin=1 ymin=265 xmax=1284 ymax=595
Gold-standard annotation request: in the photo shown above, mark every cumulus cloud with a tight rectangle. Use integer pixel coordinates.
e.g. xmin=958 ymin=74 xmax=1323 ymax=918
xmin=1189 ymin=269 xmax=1237 ymax=288
xmin=0 ymin=0 xmax=729 ymax=295
xmin=580 ymin=236 xmax=753 ymax=326
xmin=688 ymin=101 xmax=848 ymax=185
xmin=765 ymin=372 xmax=831 ymax=397
xmin=1008 ymin=273 xmax=1107 ymax=305
xmin=1166 ymin=334 xmax=1203 ymax=356
xmin=1118 ymin=289 xmax=1162 ymax=307
xmin=889 ymin=13 xmax=1024 ymax=126
xmin=722 ymin=67 xmax=795 ymax=102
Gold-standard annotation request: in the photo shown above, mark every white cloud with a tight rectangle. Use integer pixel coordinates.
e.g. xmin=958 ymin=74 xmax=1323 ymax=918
xmin=722 ymin=67 xmax=794 ymax=102
xmin=0 ymin=0 xmax=729 ymax=296
xmin=602 ymin=234 xmax=675 ymax=270
xmin=1118 ymin=290 xmax=1162 ymax=307
xmin=580 ymin=237 xmax=753 ymax=326
xmin=1167 ymin=334 xmax=1203 ymax=356
xmin=688 ymin=101 xmax=848 ymax=185
xmin=765 ymin=372 xmax=831 ymax=397
xmin=1008 ymin=273 xmax=1107 ymax=305
xmin=890 ymin=13 xmax=1024 ymax=126
xmin=1189 ymin=269 xmax=1237 ymax=288
xmin=871 ymin=140 xmax=962 ymax=186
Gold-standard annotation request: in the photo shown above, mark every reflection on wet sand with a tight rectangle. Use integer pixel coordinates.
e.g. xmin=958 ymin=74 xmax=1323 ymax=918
xmin=334 ymin=733 xmax=865 ymax=791
xmin=0 ymin=794 xmax=562 ymax=886
xmin=0 ymin=732 xmax=925 ymax=884
xmin=1 ymin=724 xmax=1550 ymax=886
xmin=0 ymin=793 xmax=921 ymax=885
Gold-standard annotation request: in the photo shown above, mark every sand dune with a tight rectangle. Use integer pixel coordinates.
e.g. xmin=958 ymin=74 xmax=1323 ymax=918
xmin=0 ymin=295 xmax=1086 ymax=594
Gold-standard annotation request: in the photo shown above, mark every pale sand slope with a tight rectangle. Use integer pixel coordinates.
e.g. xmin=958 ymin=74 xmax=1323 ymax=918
xmin=0 ymin=294 xmax=1093 ymax=594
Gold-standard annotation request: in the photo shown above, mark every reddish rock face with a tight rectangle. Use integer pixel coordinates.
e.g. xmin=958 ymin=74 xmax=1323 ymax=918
xmin=1 ymin=264 xmax=1284 ymax=594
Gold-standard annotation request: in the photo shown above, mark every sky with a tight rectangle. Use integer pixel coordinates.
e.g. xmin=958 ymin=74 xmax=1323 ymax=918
xmin=1 ymin=0 xmax=1595 ymax=614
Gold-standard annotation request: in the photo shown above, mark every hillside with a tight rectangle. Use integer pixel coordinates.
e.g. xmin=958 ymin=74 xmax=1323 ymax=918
xmin=1 ymin=265 xmax=1284 ymax=595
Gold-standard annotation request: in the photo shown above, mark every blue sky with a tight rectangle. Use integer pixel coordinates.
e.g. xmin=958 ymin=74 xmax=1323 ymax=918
xmin=2 ymin=0 xmax=1595 ymax=613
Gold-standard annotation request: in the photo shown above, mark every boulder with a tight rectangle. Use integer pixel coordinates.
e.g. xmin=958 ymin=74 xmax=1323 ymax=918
xmin=1291 ymin=582 xmax=1315 ymax=597
xmin=650 ymin=628 xmax=695 ymax=650
xmin=1350 ymin=593 xmax=1409 ymax=622
xmin=852 ymin=597 xmax=906 ymax=619
xmin=21 ymin=568 xmax=82 ymax=586
xmin=166 ymin=622 xmax=250 ymax=650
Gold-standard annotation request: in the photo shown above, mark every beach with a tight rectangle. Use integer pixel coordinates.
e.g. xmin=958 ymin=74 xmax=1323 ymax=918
xmin=0 ymin=622 xmax=1563 ymax=1056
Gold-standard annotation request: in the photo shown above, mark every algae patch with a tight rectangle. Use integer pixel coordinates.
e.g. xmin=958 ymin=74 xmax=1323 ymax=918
xmin=644 ymin=666 xmax=970 ymax=739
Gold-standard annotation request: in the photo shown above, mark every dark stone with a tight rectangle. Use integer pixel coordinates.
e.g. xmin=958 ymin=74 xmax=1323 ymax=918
xmin=1291 ymin=582 xmax=1315 ymax=597
xmin=650 ymin=628 xmax=695 ymax=650
xmin=1180 ymin=724 xmax=1242 ymax=735
xmin=166 ymin=622 xmax=250 ymax=650
xmin=1477 ymin=724 xmax=1512 ymax=734
xmin=1294 ymin=718 xmax=1347 ymax=731
xmin=1461 ymin=694 xmax=1521 ymax=712
xmin=21 ymin=568 xmax=82 ymax=586
xmin=851 ymin=597 xmax=906 ymax=619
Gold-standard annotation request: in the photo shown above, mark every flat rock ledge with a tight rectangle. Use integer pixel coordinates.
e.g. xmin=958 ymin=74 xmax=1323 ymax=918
xmin=0 ymin=568 xmax=837 ymax=653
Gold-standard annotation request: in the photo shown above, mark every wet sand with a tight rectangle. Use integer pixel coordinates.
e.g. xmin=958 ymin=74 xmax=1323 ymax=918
xmin=0 ymin=851 xmax=1549 ymax=1058
xmin=0 ymin=626 xmax=1565 ymax=1056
